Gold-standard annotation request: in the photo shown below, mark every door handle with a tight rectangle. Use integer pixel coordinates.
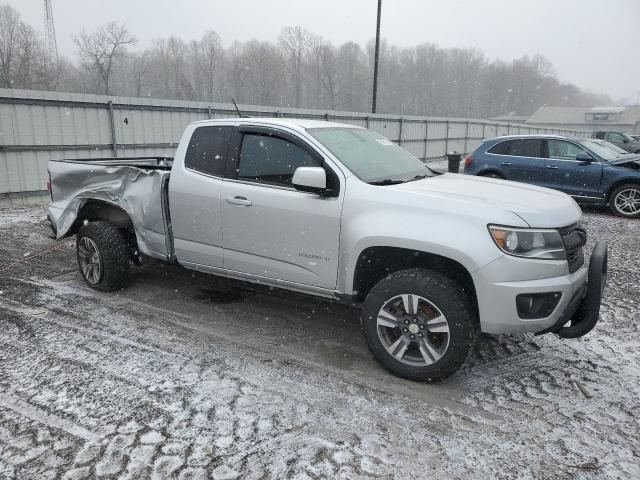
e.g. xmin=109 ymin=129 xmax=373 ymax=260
xmin=546 ymin=165 xmax=559 ymax=169
xmin=226 ymin=196 xmax=252 ymax=206
xmin=501 ymin=161 xmax=511 ymax=166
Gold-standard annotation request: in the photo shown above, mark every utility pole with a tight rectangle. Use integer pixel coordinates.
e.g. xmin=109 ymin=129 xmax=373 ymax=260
xmin=372 ymin=0 xmax=382 ymax=113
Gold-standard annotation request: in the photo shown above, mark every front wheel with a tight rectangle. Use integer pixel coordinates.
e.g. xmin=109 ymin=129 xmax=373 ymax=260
xmin=609 ymin=183 xmax=640 ymax=218
xmin=361 ymin=269 xmax=475 ymax=382
xmin=76 ymin=221 xmax=130 ymax=291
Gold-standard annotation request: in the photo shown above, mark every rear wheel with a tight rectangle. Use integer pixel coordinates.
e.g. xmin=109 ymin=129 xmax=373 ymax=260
xmin=609 ymin=183 xmax=640 ymax=218
xmin=361 ymin=268 xmax=475 ymax=382
xmin=76 ymin=221 xmax=130 ymax=291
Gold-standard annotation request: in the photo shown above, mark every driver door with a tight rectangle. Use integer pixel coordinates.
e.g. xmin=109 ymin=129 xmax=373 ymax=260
xmin=544 ymin=139 xmax=603 ymax=199
xmin=221 ymin=127 xmax=343 ymax=290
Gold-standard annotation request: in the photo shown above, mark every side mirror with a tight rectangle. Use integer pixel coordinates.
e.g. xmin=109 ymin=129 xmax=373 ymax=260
xmin=623 ymin=138 xmax=629 ymax=144
xmin=292 ymin=166 xmax=326 ymax=194
xmin=576 ymin=151 xmax=594 ymax=163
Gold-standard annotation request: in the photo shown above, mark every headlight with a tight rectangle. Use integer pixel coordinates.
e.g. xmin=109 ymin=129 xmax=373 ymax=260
xmin=488 ymin=225 xmax=566 ymax=260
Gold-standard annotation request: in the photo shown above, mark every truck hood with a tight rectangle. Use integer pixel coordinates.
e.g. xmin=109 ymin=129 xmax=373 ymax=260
xmin=388 ymin=173 xmax=581 ymax=228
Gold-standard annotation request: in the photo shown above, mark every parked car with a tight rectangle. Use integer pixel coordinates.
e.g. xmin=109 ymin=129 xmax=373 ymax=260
xmin=47 ymin=119 xmax=607 ymax=382
xmin=464 ymin=134 xmax=640 ymax=218
xmin=592 ymin=131 xmax=640 ymax=153
xmin=631 ymin=134 xmax=640 ymax=142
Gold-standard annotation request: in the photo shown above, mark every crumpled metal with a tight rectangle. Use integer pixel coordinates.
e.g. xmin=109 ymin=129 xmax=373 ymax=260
xmin=47 ymin=161 xmax=171 ymax=260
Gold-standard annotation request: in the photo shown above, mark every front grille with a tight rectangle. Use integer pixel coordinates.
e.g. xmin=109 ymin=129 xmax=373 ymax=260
xmin=559 ymin=224 xmax=586 ymax=273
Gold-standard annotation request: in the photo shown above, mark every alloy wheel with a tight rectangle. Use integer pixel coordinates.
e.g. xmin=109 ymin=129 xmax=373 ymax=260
xmin=614 ymin=188 xmax=640 ymax=215
xmin=78 ymin=237 xmax=102 ymax=285
xmin=376 ymin=294 xmax=450 ymax=366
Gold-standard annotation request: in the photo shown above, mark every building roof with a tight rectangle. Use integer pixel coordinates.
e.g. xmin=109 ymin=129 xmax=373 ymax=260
xmin=489 ymin=115 xmax=530 ymax=123
xmin=527 ymin=106 xmax=640 ymax=125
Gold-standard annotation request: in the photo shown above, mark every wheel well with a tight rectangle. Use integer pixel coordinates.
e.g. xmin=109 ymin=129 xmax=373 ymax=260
xmin=352 ymin=247 xmax=478 ymax=319
xmin=607 ymin=180 xmax=640 ymax=202
xmin=70 ymin=201 xmax=138 ymax=254
xmin=477 ymin=170 xmax=505 ymax=179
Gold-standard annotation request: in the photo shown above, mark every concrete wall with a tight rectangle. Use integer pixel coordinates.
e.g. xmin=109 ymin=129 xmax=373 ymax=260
xmin=0 ymin=88 xmax=590 ymax=195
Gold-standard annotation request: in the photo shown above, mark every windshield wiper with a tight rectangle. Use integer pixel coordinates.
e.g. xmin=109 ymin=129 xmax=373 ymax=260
xmin=367 ymin=178 xmax=406 ymax=185
xmin=368 ymin=174 xmax=430 ymax=185
xmin=407 ymin=174 xmax=428 ymax=182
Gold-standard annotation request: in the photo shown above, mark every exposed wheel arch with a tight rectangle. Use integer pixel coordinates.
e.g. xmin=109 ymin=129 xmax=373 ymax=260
xmin=477 ymin=170 xmax=505 ymax=179
xmin=606 ymin=179 xmax=640 ymax=204
xmin=608 ymin=182 xmax=640 ymax=218
xmin=352 ymin=246 xmax=478 ymax=322
xmin=69 ymin=200 xmax=140 ymax=260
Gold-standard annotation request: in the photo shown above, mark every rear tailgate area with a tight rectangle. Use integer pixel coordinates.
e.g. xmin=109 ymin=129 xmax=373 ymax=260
xmin=48 ymin=158 xmax=172 ymax=260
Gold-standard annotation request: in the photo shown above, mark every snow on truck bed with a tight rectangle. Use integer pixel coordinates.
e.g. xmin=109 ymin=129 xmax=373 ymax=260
xmin=0 ymin=203 xmax=638 ymax=479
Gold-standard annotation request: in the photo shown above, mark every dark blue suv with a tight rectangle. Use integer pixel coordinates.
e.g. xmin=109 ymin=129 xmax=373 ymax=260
xmin=463 ymin=135 xmax=640 ymax=218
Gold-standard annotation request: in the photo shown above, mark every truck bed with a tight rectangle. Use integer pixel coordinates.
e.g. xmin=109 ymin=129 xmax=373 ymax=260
xmin=47 ymin=157 xmax=174 ymax=261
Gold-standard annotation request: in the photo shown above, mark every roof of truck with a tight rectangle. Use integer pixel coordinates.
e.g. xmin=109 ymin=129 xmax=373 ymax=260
xmin=192 ymin=117 xmax=361 ymax=131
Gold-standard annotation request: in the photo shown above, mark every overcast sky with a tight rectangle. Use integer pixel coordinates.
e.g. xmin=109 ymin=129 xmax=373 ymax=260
xmin=7 ymin=0 xmax=640 ymax=102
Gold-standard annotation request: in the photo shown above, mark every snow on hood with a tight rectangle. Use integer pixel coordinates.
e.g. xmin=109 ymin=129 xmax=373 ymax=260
xmin=390 ymin=173 xmax=582 ymax=228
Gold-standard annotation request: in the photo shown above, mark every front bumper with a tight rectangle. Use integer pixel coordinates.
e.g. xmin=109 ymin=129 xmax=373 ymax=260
xmin=474 ymin=242 xmax=608 ymax=336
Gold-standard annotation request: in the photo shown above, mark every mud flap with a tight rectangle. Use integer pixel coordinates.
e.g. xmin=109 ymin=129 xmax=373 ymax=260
xmin=557 ymin=242 xmax=608 ymax=339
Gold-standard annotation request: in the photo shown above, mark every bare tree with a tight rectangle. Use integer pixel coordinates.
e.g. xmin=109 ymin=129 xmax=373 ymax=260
xmin=190 ymin=31 xmax=223 ymax=101
xmin=244 ymin=40 xmax=284 ymax=105
xmin=74 ymin=22 xmax=136 ymax=94
xmin=225 ymin=42 xmax=249 ymax=103
xmin=279 ymin=26 xmax=314 ymax=107
xmin=131 ymin=52 xmax=150 ymax=97
xmin=1 ymin=7 xmax=616 ymax=118
xmin=0 ymin=5 xmax=23 ymax=87
xmin=310 ymin=40 xmax=340 ymax=109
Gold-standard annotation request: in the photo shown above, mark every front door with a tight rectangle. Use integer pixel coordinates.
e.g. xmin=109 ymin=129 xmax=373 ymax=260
xmin=221 ymin=129 xmax=343 ymax=290
xmin=544 ymin=139 xmax=603 ymax=200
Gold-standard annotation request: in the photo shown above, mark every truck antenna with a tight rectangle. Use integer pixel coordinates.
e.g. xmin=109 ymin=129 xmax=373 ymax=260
xmin=232 ymin=98 xmax=245 ymax=118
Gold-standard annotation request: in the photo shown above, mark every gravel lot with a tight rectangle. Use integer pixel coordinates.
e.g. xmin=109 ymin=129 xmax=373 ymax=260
xmin=0 ymin=203 xmax=638 ymax=479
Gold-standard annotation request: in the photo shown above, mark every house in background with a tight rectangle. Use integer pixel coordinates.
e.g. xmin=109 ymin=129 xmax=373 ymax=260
xmin=526 ymin=106 xmax=640 ymax=134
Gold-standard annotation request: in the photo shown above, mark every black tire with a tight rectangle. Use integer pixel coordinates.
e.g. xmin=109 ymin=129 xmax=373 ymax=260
xmin=478 ymin=172 xmax=504 ymax=179
xmin=361 ymin=268 xmax=475 ymax=382
xmin=76 ymin=221 xmax=130 ymax=291
xmin=609 ymin=183 xmax=640 ymax=218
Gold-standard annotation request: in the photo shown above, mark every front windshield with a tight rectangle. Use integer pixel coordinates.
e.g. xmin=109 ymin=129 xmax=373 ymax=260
xmin=579 ymin=139 xmax=627 ymax=160
xmin=307 ymin=127 xmax=432 ymax=183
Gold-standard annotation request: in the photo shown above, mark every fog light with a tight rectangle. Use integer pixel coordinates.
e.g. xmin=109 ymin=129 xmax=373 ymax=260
xmin=516 ymin=292 xmax=562 ymax=319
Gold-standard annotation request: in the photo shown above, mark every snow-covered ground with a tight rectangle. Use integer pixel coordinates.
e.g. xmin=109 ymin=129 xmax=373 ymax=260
xmin=0 ymin=204 xmax=638 ymax=479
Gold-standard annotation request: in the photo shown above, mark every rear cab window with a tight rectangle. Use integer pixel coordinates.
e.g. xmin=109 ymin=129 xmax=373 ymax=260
xmin=185 ymin=126 xmax=233 ymax=177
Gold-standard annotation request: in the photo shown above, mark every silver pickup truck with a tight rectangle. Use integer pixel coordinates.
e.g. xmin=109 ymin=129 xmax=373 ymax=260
xmin=47 ymin=118 xmax=608 ymax=381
